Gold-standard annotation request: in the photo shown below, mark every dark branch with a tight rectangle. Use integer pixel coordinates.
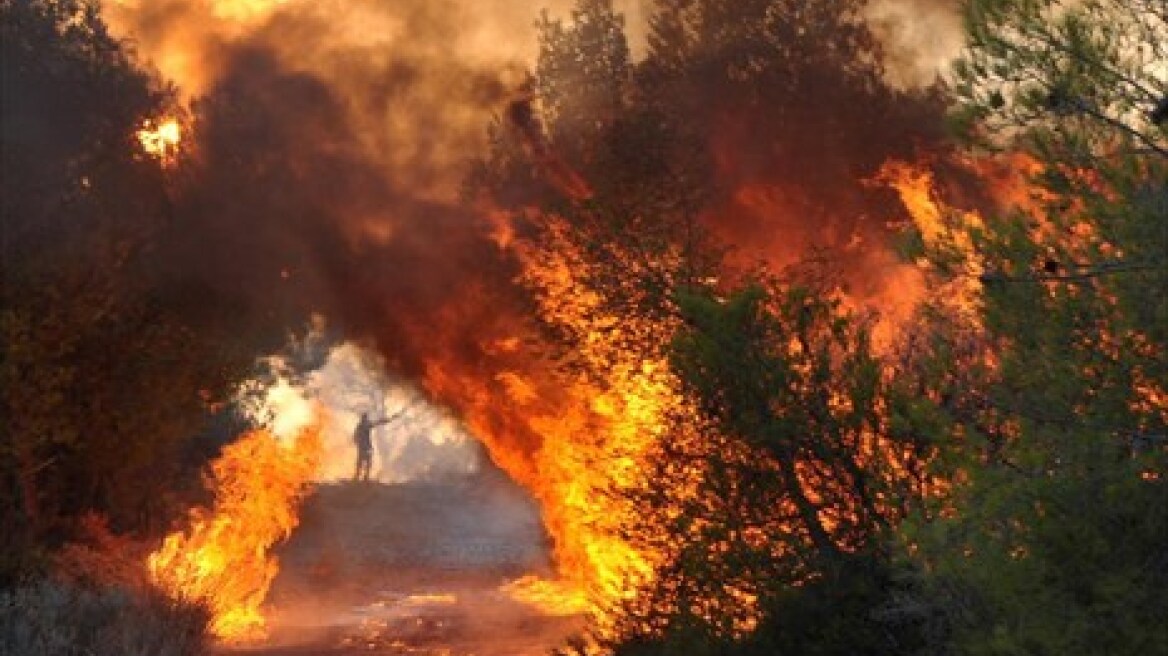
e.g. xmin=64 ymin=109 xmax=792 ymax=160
xmin=979 ymin=260 xmax=1164 ymax=285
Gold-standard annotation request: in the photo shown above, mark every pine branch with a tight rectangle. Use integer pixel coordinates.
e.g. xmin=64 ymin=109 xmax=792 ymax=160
xmin=979 ymin=260 xmax=1164 ymax=284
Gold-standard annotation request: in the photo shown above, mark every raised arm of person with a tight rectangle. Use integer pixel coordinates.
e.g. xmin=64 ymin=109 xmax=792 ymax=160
xmin=372 ymin=408 xmax=407 ymax=427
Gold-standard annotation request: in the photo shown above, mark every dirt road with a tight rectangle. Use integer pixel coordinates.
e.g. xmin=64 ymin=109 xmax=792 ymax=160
xmin=218 ymin=468 xmax=582 ymax=655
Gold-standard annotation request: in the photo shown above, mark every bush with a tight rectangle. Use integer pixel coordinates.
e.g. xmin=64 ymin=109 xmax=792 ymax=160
xmin=0 ymin=581 xmax=208 ymax=656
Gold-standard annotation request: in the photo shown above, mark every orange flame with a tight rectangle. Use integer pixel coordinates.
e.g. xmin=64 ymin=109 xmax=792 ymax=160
xmin=496 ymin=218 xmax=679 ymax=626
xmin=411 ymin=215 xmax=672 ymax=627
xmin=874 ymin=159 xmax=990 ymax=321
xmin=137 ymin=117 xmax=183 ymax=165
xmin=147 ymin=426 xmax=321 ymax=641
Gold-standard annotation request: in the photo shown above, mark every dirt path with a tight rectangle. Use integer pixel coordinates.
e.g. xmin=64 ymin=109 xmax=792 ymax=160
xmin=217 ymin=469 xmax=582 ymax=655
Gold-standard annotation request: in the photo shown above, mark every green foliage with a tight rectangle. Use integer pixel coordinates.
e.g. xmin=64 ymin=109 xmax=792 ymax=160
xmin=903 ymin=444 xmax=1168 ymax=655
xmin=952 ymin=0 xmax=1168 ymax=159
xmin=899 ymin=1 xmax=1168 ymax=654
xmin=740 ymin=553 xmax=927 ymax=656
xmin=598 ymin=279 xmax=933 ymax=652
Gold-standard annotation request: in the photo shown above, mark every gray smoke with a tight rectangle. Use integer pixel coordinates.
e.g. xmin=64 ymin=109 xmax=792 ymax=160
xmin=865 ymin=0 xmax=965 ymax=88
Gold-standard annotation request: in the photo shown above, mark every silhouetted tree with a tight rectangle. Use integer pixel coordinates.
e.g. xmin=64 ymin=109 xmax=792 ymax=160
xmin=0 ymin=0 xmax=261 ymax=582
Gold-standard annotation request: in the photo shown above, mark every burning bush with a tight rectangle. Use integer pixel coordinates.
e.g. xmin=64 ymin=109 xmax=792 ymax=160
xmin=148 ymin=426 xmax=322 ymax=642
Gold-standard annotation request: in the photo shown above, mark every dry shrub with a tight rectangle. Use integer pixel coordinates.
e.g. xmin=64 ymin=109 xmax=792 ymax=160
xmin=52 ymin=513 xmax=153 ymax=592
xmin=0 ymin=513 xmax=211 ymax=655
xmin=0 ymin=580 xmax=209 ymax=656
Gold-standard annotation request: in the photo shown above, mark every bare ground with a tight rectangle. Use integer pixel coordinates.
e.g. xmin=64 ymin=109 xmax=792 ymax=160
xmin=216 ymin=468 xmax=583 ymax=655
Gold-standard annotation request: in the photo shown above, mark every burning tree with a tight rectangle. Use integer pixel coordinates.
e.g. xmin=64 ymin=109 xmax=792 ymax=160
xmin=1 ymin=5 xmax=327 ymax=651
xmin=890 ymin=0 xmax=1168 ymax=653
xmin=597 ymin=279 xmax=934 ymax=654
xmin=0 ymin=0 xmax=268 ymax=582
xmin=7 ymin=0 xmax=1163 ymax=653
xmin=483 ymin=0 xmax=1164 ymax=653
xmin=469 ymin=0 xmax=722 ymax=623
xmin=475 ymin=0 xmax=948 ymax=651
xmin=148 ymin=426 xmax=321 ymax=641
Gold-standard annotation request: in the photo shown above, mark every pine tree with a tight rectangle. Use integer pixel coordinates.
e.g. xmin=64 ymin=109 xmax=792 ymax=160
xmin=899 ymin=1 xmax=1168 ymax=653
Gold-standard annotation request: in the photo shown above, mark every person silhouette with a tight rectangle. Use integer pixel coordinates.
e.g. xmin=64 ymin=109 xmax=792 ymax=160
xmin=352 ymin=411 xmax=400 ymax=482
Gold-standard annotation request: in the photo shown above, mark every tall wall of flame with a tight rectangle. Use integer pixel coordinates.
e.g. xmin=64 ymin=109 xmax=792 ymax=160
xmin=102 ymin=0 xmax=967 ymax=611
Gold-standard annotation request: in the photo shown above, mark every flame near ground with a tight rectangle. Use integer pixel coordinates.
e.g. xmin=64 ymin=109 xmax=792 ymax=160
xmin=147 ymin=426 xmax=322 ymax=641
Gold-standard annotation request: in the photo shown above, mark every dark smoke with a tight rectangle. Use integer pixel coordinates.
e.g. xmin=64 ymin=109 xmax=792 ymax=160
xmin=506 ymin=91 xmax=593 ymax=201
xmin=130 ymin=1 xmax=563 ymax=475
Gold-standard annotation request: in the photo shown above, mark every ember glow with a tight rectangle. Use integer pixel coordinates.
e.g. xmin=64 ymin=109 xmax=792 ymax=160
xmin=136 ymin=117 xmax=182 ymax=164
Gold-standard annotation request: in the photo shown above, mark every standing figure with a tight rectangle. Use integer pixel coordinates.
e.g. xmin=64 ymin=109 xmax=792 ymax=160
xmin=353 ymin=412 xmax=393 ymax=482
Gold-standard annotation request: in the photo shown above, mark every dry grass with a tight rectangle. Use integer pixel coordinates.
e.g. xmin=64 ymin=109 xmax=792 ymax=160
xmin=0 ymin=580 xmax=209 ymax=656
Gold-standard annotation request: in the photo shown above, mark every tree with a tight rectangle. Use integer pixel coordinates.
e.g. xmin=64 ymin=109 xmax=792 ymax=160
xmin=474 ymin=2 xmax=947 ymax=651
xmin=535 ymin=0 xmax=632 ymax=164
xmin=472 ymin=0 xmax=718 ymax=374
xmin=639 ymin=0 xmax=947 ymax=267
xmin=0 ymin=0 xmax=262 ymax=582
xmin=591 ymin=277 xmax=931 ymax=655
xmin=895 ymin=1 xmax=1168 ymax=653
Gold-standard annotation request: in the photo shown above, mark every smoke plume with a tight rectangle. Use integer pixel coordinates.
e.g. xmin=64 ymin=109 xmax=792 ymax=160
xmin=865 ymin=0 xmax=965 ymax=89
xmin=103 ymin=1 xmax=575 ymax=482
